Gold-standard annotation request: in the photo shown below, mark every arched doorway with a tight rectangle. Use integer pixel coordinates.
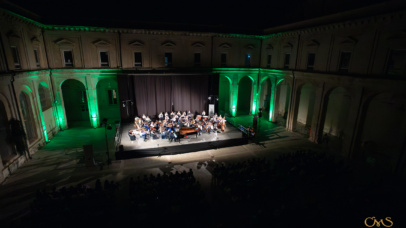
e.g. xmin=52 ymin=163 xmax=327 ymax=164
xmin=321 ymin=87 xmax=351 ymax=144
xmin=0 ymin=100 xmax=16 ymax=164
xmin=61 ymin=79 xmax=89 ymax=128
xmin=295 ymin=83 xmax=316 ymax=136
xmin=19 ymin=92 xmax=38 ymax=143
xmin=259 ymin=78 xmax=272 ymax=117
xmin=358 ymin=93 xmax=406 ymax=172
xmin=97 ymin=78 xmax=120 ymax=122
xmin=218 ymin=75 xmax=231 ymax=116
xmin=237 ymin=76 xmax=253 ymax=116
xmin=275 ymin=80 xmax=291 ymax=126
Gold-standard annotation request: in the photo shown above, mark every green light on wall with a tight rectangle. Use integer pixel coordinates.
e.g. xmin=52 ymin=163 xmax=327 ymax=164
xmin=252 ymin=101 xmax=256 ymax=115
xmin=232 ymin=105 xmax=236 ymax=117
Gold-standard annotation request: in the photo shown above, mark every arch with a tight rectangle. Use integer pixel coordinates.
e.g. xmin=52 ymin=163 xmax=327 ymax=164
xmin=0 ymin=99 xmax=16 ymax=165
xmin=224 ymin=75 xmax=232 ymax=85
xmin=22 ymin=84 xmax=33 ymax=94
xmin=237 ymin=76 xmax=253 ymax=116
xmin=320 ymin=86 xmax=351 ymax=140
xmin=96 ymin=78 xmax=120 ymax=122
xmin=259 ymin=77 xmax=272 ymax=114
xmin=61 ymin=79 xmax=90 ymax=127
xmin=19 ymin=91 xmax=38 ymax=143
xmin=356 ymin=92 xmax=406 ymax=172
xmin=294 ymin=82 xmax=316 ymax=137
xmin=239 ymin=75 xmax=254 ymax=84
xmin=39 ymin=81 xmax=50 ymax=89
xmin=219 ymin=75 xmax=232 ymax=116
xmin=275 ymin=79 xmax=291 ymax=126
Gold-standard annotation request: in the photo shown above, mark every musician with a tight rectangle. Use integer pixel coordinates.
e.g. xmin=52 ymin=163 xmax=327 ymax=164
xmin=145 ymin=116 xmax=151 ymax=122
xmin=165 ymin=115 xmax=169 ymax=121
xmin=170 ymin=111 xmax=175 ymax=116
xmin=142 ymin=114 xmax=146 ymax=120
xmin=202 ymin=110 xmax=206 ymax=116
xmin=213 ymin=113 xmax=218 ymax=120
xmin=158 ymin=112 xmax=164 ymax=121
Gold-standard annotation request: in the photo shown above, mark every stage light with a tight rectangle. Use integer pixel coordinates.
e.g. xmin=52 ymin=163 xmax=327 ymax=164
xmin=208 ymin=96 xmax=211 ymax=100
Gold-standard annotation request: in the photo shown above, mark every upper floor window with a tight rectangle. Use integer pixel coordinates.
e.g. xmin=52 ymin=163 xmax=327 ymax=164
xmin=245 ymin=54 xmax=251 ymax=67
xmin=165 ymin=52 xmax=172 ymax=67
xmin=63 ymin=50 xmax=73 ymax=67
xmin=108 ymin=90 xmax=118 ymax=105
xmin=134 ymin=52 xmax=142 ymax=67
xmin=221 ymin=53 xmax=227 ymax=67
xmin=100 ymin=51 xmax=109 ymax=67
xmin=338 ymin=52 xmax=351 ymax=73
xmin=194 ymin=53 xmax=201 ymax=67
xmin=33 ymin=49 xmax=40 ymax=68
xmin=307 ymin=53 xmax=315 ymax=70
xmin=284 ymin=53 xmax=291 ymax=69
xmin=267 ymin=55 xmax=272 ymax=68
xmin=11 ymin=46 xmax=21 ymax=69
xmin=386 ymin=50 xmax=406 ymax=77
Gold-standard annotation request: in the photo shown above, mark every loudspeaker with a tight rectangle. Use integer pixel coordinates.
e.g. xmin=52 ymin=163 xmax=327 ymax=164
xmin=253 ymin=115 xmax=258 ymax=130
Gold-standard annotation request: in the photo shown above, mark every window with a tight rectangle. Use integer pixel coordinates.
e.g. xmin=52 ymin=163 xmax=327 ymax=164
xmin=108 ymin=90 xmax=118 ymax=105
xmin=64 ymin=51 xmax=73 ymax=67
xmin=245 ymin=54 xmax=251 ymax=67
xmin=34 ymin=49 xmax=40 ymax=67
xmin=284 ymin=53 xmax=291 ymax=69
xmin=134 ymin=52 xmax=142 ymax=67
xmin=307 ymin=53 xmax=315 ymax=70
xmin=386 ymin=50 xmax=406 ymax=77
xmin=11 ymin=46 xmax=21 ymax=69
xmin=164 ymin=52 xmax=172 ymax=67
xmin=338 ymin=52 xmax=351 ymax=73
xmin=100 ymin=51 xmax=109 ymax=67
xmin=38 ymin=85 xmax=52 ymax=111
xmin=267 ymin=55 xmax=272 ymax=68
xmin=194 ymin=53 xmax=201 ymax=67
xmin=221 ymin=53 xmax=227 ymax=67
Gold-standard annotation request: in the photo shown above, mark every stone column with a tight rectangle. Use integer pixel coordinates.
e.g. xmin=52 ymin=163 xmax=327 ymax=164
xmin=230 ymin=74 xmax=239 ymax=117
xmin=309 ymin=83 xmax=325 ymax=143
xmin=86 ymin=75 xmax=100 ymax=128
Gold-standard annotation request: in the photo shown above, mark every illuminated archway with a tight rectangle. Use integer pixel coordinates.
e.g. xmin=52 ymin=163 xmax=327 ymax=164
xmin=219 ymin=75 xmax=231 ymax=116
xmin=61 ymin=79 xmax=90 ymax=127
xmin=259 ymin=77 xmax=272 ymax=115
xmin=295 ymin=83 xmax=316 ymax=136
xmin=275 ymin=79 xmax=291 ymax=126
xmin=322 ymin=87 xmax=351 ymax=137
xmin=96 ymin=78 xmax=120 ymax=122
xmin=19 ymin=92 xmax=38 ymax=143
xmin=237 ymin=76 xmax=253 ymax=116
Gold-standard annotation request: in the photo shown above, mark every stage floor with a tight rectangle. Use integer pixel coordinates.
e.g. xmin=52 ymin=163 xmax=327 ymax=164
xmin=116 ymin=122 xmax=248 ymax=159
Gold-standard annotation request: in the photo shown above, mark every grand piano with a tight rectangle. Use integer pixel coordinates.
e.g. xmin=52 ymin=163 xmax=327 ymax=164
xmin=175 ymin=126 xmax=199 ymax=142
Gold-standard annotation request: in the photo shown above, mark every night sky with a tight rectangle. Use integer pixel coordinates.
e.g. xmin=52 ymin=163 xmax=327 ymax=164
xmin=5 ymin=0 xmax=396 ymax=33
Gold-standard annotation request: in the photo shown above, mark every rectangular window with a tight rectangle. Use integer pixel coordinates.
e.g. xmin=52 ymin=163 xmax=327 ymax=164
xmin=64 ymin=51 xmax=73 ymax=67
xmin=164 ymin=52 xmax=172 ymax=67
xmin=338 ymin=52 xmax=351 ymax=73
xmin=307 ymin=53 xmax=315 ymax=70
xmin=221 ymin=53 xmax=227 ymax=67
xmin=108 ymin=90 xmax=118 ymax=105
xmin=245 ymin=54 xmax=251 ymax=67
xmin=134 ymin=52 xmax=142 ymax=67
xmin=284 ymin=53 xmax=291 ymax=69
xmin=386 ymin=50 xmax=406 ymax=77
xmin=11 ymin=46 xmax=21 ymax=69
xmin=267 ymin=55 xmax=272 ymax=68
xmin=194 ymin=53 xmax=201 ymax=67
xmin=100 ymin=51 xmax=109 ymax=67
xmin=34 ymin=49 xmax=40 ymax=67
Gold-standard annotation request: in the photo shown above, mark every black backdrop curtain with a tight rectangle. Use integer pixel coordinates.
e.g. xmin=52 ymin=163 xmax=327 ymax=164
xmin=118 ymin=74 xmax=217 ymax=121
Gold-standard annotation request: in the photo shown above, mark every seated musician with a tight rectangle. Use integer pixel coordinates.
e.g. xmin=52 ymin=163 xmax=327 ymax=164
xmin=213 ymin=113 xmax=218 ymax=119
xmin=182 ymin=111 xmax=186 ymax=117
xmin=142 ymin=114 xmax=146 ymax=120
xmin=188 ymin=110 xmax=191 ymax=116
xmin=176 ymin=111 xmax=181 ymax=116
xmin=145 ymin=116 xmax=151 ymax=122
xmin=170 ymin=111 xmax=175 ymax=116
xmin=158 ymin=112 xmax=164 ymax=121
xmin=165 ymin=112 xmax=169 ymax=117
xmin=202 ymin=110 xmax=206 ymax=116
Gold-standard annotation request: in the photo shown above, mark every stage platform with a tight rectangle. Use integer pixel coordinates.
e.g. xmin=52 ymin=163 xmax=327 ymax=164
xmin=115 ymin=122 xmax=249 ymax=159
